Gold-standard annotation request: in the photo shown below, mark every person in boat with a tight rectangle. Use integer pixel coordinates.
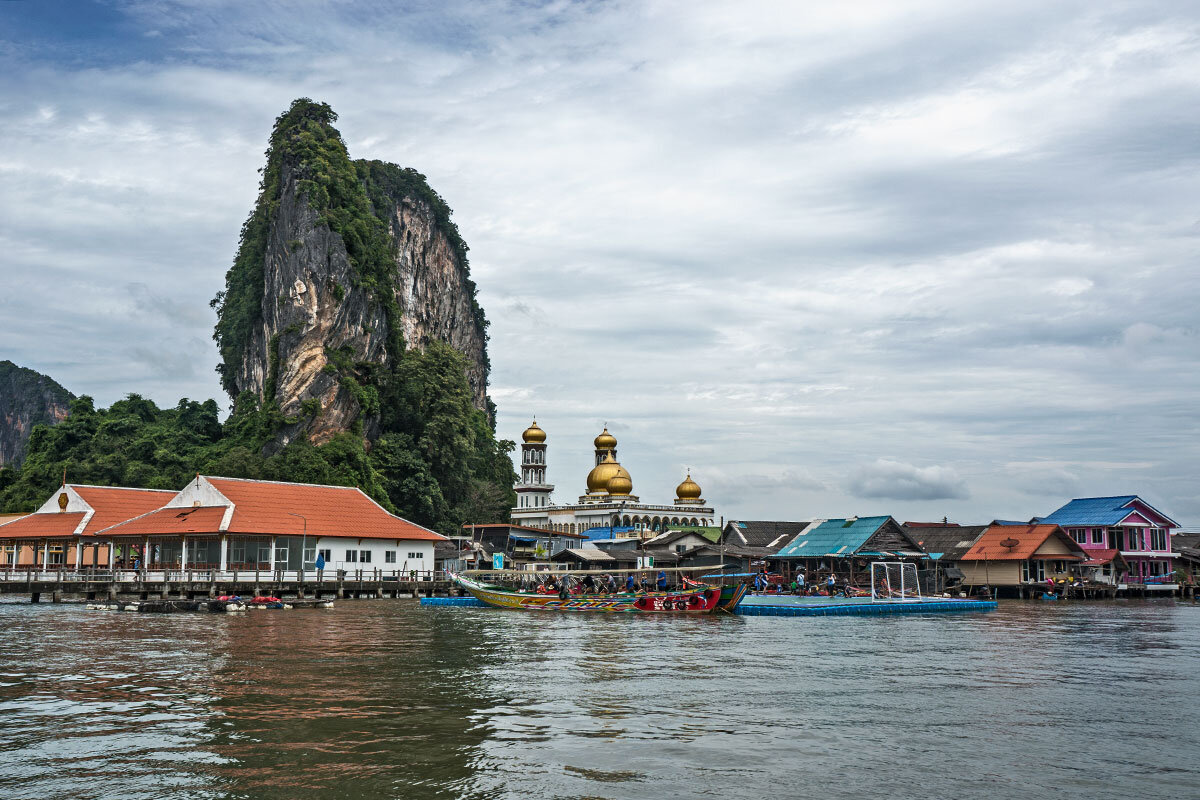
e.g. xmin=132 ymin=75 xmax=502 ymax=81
xmin=604 ymin=573 xmax=617 ymax=593
xmin=558 ymin=579 xmax=570 ymax=600
xmin=826 ymin=573 xmax=837 ymax=593
xmin=625 ymin=573 xmax=637 ymax=593
xmin=656 ymin=570 xmax=668 ymax=591
xmin=582 ymin=573 xmax=596 ymax=594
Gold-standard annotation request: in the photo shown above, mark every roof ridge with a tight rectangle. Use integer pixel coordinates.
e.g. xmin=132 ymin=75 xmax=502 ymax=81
xmin=70 ymin=484 xmax=177 ymax=493
xmin=203 ymin=475 xmax=362 ymax=491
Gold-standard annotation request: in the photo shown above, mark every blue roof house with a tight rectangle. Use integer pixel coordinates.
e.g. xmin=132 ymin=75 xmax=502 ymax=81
xmin=1040 ymin=496 xmax=1179 ymax=589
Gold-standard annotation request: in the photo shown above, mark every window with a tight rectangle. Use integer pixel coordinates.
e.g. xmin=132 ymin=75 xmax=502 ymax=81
xmin=1069 ymin=528 xmax=1086 ymax=544
xmin=345 ymin=550 xmax=358 ymax=563
xmin=1123 ymin=529 xmax=1143 ymax=551
xmin=360 ymin=550 xmax=372 ymax=563
xmin=1022 ymin=560 xmax=1046 ymax=582
xmin=1091 ymin=529 xmax=1105 ymax=545
xmin=1149 ymin=529 xmax=1167 ymax=551
xmin=407 ymin=552 xmax=424 ymax=560
xmin=319 ymin=549 xmax=331 ymax=562
xmin=385 ymin=551 xmax=396 ymax=563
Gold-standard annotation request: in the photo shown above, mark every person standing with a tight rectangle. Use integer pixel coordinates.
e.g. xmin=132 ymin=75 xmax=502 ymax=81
xmin=625 ymin=573 xmax=637 ymax=593
xmin=656 ymin=570 xmax=668 ymax=592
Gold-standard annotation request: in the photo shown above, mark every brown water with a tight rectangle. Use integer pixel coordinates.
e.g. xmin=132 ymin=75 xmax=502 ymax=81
xmin=1 ymin=599 xmax=1198 ymax=799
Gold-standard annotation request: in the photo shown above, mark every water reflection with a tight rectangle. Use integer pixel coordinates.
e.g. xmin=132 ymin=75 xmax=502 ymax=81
xmin=0 ymin=600 xmax=1198 ymax=799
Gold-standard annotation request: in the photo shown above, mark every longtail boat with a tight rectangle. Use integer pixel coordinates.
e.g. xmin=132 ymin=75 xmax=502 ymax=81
xmin=449 ymin=571 xmax=723 ymax=614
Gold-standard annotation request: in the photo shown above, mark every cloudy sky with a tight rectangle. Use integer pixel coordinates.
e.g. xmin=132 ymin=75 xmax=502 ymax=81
xmin=2 ymin=0 xmax=1198 ymax=526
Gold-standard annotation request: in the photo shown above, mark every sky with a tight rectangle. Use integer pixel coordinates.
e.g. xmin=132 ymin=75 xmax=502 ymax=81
xmin=1 ymin=0 xmax=1198 ymax=527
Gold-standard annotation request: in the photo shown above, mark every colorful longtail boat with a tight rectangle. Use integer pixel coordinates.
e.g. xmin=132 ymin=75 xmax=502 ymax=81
xmin=449 ymin=572 xmax=723 ymax=614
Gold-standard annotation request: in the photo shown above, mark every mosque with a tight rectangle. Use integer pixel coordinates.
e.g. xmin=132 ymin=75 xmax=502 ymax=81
xmin=510 ymin=421 xmax=717 ymax=537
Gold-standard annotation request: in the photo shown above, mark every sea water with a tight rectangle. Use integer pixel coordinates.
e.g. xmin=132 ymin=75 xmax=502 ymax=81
xmin=0 ymin=599 xmax=1197 ymax=799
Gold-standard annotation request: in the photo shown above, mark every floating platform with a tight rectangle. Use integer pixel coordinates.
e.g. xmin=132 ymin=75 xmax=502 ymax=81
xmin=734 ymin=595 xmax=997 ymax=616
xmin=420 ymin=596 xmax=488 ymax=607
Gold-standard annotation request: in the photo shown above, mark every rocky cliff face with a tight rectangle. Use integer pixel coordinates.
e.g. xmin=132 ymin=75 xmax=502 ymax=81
xmin=380 ymin=184 xmax=489 ymax=410
xmin=0 ymin=361 xmax=72 ymax=465
xmin=214 ymin=100 xmax=491 ymax=449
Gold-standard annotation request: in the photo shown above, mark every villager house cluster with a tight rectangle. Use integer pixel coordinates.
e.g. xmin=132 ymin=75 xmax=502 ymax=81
xmin=449 ymin=494 xmax=1188 ymax=599
xmin=0 ymin=476 xmax=445 ymax=574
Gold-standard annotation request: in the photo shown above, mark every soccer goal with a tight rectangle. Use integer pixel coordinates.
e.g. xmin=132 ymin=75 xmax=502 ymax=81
xmin=870 ymin=562 xmax=922 ymax=601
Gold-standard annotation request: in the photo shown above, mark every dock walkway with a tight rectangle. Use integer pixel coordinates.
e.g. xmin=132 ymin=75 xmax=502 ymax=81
xmin=0 ymin=568 xmax=454 ymax=603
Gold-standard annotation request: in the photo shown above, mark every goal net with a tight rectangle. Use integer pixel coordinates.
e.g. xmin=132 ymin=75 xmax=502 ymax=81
xmin=870 ymin=562 xmax=921 ymax=601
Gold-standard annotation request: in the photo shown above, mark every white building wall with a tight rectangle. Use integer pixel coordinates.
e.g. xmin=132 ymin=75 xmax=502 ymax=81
xmin=315 ymin=537 xmax=437 ymax=573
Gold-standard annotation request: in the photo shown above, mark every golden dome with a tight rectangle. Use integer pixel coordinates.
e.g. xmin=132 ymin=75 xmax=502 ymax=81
xmin=593 ymin=427 xmax=617 ymax=451
xmin=522 ymin=420 xmax=546 ymax=443
xmin=607 ymin=473 xmax=633 ymax=496
xmin=586 ymin=451 xmax=621 ymax=494
xmin=676 ymin=472 xmax=702 ymax=500
xmin=607 ymin=465 xmax=633 ymax=496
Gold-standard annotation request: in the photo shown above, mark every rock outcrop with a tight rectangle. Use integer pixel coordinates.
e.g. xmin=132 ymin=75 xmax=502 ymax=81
xmin=213 ymin=100 xmax=491 ymax=449
xmin=0 ymin=361 xmax=72 ymax=466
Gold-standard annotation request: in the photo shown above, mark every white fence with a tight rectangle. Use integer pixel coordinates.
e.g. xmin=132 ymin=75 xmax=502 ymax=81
xmin=0 ymin=568 xmax=445 ymax=584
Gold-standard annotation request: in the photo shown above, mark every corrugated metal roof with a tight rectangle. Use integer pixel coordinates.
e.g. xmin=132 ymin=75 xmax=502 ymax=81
xmin=1040 ymin=496 xmax=1138 ymax=526
xmin=1042 ymin=496 xmax=1177 ymax=527
xmin=961 ymin=524 xmax=1083 ymax=561
xmin=774 ymin=516 xmax=891 ymax=558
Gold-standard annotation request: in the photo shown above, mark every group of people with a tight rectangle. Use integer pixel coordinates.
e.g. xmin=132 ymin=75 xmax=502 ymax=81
xmin=753 ymin=567 xmax=860 ymax=597
xmin=536 ymin=570 xmax=675 ymax=597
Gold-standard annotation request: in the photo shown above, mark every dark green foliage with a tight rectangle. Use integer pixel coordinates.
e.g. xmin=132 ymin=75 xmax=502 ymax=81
xmin=0 ymin=395 xmax=223 ymax=511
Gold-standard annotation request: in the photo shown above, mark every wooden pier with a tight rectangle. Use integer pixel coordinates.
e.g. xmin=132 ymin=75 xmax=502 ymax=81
xmin=0 ymin=568 xmax=456 ymax=603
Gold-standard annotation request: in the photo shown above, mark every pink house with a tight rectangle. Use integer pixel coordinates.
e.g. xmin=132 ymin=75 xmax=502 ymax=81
xmin=1040 ymin=496 xmax=1178 ymax=590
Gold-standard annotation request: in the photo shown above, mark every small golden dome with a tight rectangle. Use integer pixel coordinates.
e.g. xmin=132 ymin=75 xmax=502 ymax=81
xmin=586 ymin=451 xmax=621 ymax=493
xmin=593 ymin=427 xmax=617 ymax=451
xmin=522 ymin=420 xmax=546 ymax=443
xmin=676 ymin=472 xmax=702 ymax=500
xmin=607 ymin=465 xmax=633 ymax=496
xmin=607 ymin=472 xmax=633 ymax=496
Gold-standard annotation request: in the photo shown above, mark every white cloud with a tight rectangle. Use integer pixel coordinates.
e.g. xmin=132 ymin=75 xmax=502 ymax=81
xmin=846 ymin=459 xmax=971 ymax=501
xmin=0 ymin=0 xmax=1198 ymax=525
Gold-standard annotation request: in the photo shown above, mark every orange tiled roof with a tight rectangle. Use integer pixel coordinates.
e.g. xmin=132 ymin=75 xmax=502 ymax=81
xmin=100 ymin=506 xmax=228 ymax=538
xmin=72 ymin=486 xmax=177 ymax=536
xmin=0 ymin=512 xmax=87 ymax=539
xmin=207 ymin=477 xmax=445 ymax=541
xmin=961 ymin=524 xmax=1080 ymax=561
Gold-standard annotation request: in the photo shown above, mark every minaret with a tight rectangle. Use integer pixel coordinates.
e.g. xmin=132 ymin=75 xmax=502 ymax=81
xmin=515 ymin=420 xmax=554 ymax=510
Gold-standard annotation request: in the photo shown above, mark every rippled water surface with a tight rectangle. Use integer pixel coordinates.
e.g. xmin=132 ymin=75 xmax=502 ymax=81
xmin=1 ymin=599 xmax=1198 ymax=799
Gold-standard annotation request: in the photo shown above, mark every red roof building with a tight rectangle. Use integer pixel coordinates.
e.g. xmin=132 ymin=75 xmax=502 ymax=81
xmin=0 ymin=485 xmax=176 ymax=567
xmin=1 ymin=477 xmax=445 ymax=573
xmin=958 ymin=523 xmax=1086 ymax=594
xmin=96 ymin=476 xmax=446 ymax=572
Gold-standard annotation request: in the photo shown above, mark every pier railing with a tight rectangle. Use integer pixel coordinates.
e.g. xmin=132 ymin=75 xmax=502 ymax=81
xmin=0 ymin=568 xmax=446 ymax=585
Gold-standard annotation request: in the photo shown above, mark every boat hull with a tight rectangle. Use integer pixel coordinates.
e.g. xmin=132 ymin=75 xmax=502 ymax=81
xmin=450 ymin=574 xmax=721 ymax=614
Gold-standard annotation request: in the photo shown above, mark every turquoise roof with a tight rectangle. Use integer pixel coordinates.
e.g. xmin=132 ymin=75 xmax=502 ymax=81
xmin=775 ymin=516 xmax=893 ymax=558
xmin=1042 ymin=496 xmax=1177 ymax=527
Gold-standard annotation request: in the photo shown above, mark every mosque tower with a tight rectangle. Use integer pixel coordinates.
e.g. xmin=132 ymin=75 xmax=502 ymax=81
xmin=515 ymin=421 xmax=554 ymax=510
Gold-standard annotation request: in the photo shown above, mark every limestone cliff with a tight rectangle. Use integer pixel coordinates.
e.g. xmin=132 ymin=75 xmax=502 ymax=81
xmin=0 ymin=361 xmax=72 ymax=466
xmin=212 ymin=99 xmax=491 ymax=449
